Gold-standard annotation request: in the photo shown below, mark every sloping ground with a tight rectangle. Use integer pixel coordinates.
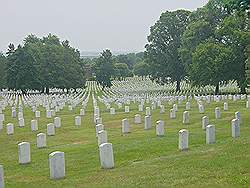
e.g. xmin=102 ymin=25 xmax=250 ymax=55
xmin=0 ymin=97 xmax=249 ymax=187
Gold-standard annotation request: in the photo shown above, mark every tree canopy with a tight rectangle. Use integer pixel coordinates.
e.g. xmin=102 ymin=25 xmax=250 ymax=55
xmin=145 ymin=9 xmax=191 ymax=91
xmin=3 ymin=34 xmax=86 ymax=93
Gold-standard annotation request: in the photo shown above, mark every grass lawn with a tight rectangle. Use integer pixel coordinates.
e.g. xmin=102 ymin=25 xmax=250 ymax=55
xmin=0 ymin=96 xmax=249 ymax=187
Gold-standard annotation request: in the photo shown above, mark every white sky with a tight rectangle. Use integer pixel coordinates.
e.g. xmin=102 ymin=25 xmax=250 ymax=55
xmin=0 ymin=0 xmax=209 ymax=53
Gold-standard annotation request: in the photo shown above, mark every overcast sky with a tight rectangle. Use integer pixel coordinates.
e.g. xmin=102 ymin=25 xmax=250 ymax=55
xmin=0 ymin=0 xmax=208 ymax=53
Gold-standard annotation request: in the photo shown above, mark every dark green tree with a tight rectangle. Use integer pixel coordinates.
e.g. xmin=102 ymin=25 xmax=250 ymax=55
xmin=133 ymin=61 xmax=149 ymax=77
xmin=246 ymin=45 xmax=250 ymax=88
xmin=114 ymin=63 xmax=131 ymax=80
xmin=0 ymin=53 xmax=7 ymax=90
xmin=190 ymin=42 xmax=234 ymax=94
xmin=216 ymin=12 xmax=249 ymax=93
xmin=94 ymin=49 xmax=114 ymax=89
xmin=179 ymin=0 xmax=229 ymax=74
xmin=6 ymin=45 xmax=40 ymax=93
xmin=145 ymin=10 xmax=191 ymax=91
xmin=5 ymin=34 xmax=86 ymax=93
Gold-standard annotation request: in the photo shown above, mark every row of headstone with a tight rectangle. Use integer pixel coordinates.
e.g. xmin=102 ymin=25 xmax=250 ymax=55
xmin=1 ymin=117 xmax=62 ymax=136
xmin=17 ymin=141 xmax=65 ymax=179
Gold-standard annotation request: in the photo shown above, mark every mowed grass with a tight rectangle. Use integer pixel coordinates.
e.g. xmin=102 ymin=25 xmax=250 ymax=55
xmin=0 ymin=97 xmax=250 ymax=188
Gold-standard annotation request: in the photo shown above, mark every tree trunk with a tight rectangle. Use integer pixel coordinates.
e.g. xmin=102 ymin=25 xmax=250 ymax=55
xmin=240 ymin=85 xmax=246 ymax=94
xmin=176 ymin=80 xmax=181 ymax=92
xmin=238 ymin=80 xmax=246 ymax=94
xmin=45 ymin=87 xmax=49 ymax=94
xmin=215 ymin=83 xmax=219 ymax=94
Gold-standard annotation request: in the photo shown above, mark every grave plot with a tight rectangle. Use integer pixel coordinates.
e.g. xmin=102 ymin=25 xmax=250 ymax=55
xmin=0 ymin=78 xmax=249 ymax=187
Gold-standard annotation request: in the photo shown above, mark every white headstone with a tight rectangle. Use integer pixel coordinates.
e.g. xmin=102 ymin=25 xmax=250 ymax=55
xmin=0 ymin=114 xmax=4 ymax=122
xmin=122 ymin=119 xmax=130 ymax=134
xmin=68 ymin=105 xmax=73 ymax=111
xmin=110 ymin=108 xmax=115 ymax=115
xmin=37 ymin=133 xmax=46 ymax=148
xmin=96 ymin=117 xmax=102 ymax=125
xmin=19 ymin=118 xmax=25 ymax=127
xmin=170 ymin=109 xmax=176 ymax=119
xmin=7 ymin=123 xmax=14 ymax=135
xmin=134 ymin=114 xmax=141 ymax=124
xmin=145 ymin=107 xmax=151 ymax=116
xmin=182 ymin=111 xmax=189 ymax=124
xmin=35 ymin=111 xmax=40 ymax=118
xmin=99 ymin=143 xmax=114 ymax=169
xmin=47 ymin=123 xmax=55 ymax=136
xmin=202 ymin=116 xmax=209 ymax=130
xmin=18 ymin=112 xmax=23 ymax=120
xmin=18 ymin=142 xmax=31 ymax=164
xmin=179 ymin=129 xmax=188 ymax=151
xmin=215 ymin=107 xmax=221 ymax=119
xmin=97 ymin=130 xmax=108 ymax=146
xmin=144 ymin=115 xmax=152 ymax=130
xmin=46 ymin=110 xmax=52 ymax=118
xmin=0 ymin=165 xmax=4 ymax=188
xmin=31 ymin=120 xmax=38 ymax=132
xmin=223 ymin=102 xmax=228 ymax=111
xmin=54 ymin=117 xmax=61 ymax=128
xmin=49 ymin=151 xmax=65 ymax=179
xmin=125 ymin=106 xmax=129 ymax=113
xmin=96 ymin=124 xmax=104 ymax=137
xmin=199 ymin=104 xmax=204 ymax=113
xmin=206 ymin=125 xmax=215 ymax=144
xmin=12 ymin=109 xmax=16 ymax=118
xmin=156 ymin=120 xmax=164 ymax=136
xmin=235 ymin=111 xmax=241 ymax=125
xmin=75 ymin=116 xmax=81 ymax=126
xmin=51 ymin=109 xmax=55 ymax=117
xmin=80 ymin=109 xmax=85 ymax=116
xmin=231 ymin=119 xmax=240 ymax=138
xmin=173 ymin=104 xmax=178 ymax=112
xmin=94 ymin=107 xmax=100 ymax=117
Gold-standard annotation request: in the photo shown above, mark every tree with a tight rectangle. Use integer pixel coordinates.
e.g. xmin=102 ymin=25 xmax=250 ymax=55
xmin=179 ymin=0 xmax=229 ymax=74
xmin=6 ymin=45 xmax=40 ymax=93
xmin=6 ymin=43 xmax=15 ymax=56
xmin=222 ymin=0 xmax=250 ymax=12
xmin=61 ymin=41 xmax=85 ymax=91
xmin=114 ymin=63 xmax=131 ymax=80
xmin=0 ymin=53 xmax=7 ymax=90
xmin=133 ymin=61 xmax=149 ymax=77
xmin=145 ymin=10 xmax=191 ymax=91
xmin=94 ymin=49 xmax=114 ymax=89
xmin=190 ymin=42 xmax=233 ymax=94
xmin=180 ymin=0 xmax=249 ymax=93
xmin=5 ymin=34 xmax=86 ymax=93
xmin=216 ymin=12 xmax=249 ymax=93
xmin=116 ymin=52 xmax=144 ymax=70
xmin=246 ymin=45 xmax=250 ymax=88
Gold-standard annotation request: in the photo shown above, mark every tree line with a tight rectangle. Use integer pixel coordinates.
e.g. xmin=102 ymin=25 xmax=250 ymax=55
xmin=145 ymin=0 xmax=249 ymax=93
xmin=0 ymin=34 xmax=146 ymax=93
xmin=0 ymin=34 xmax=85 ymax=93
xmin=87 ymin=0 xmax=249 ymax=93
xmin=0 ymin=0 xmax=249 ymax=94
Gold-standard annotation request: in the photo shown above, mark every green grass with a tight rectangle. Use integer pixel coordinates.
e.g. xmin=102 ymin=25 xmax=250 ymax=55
xmin=0 ymin=98 xmax=249 ymax=188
